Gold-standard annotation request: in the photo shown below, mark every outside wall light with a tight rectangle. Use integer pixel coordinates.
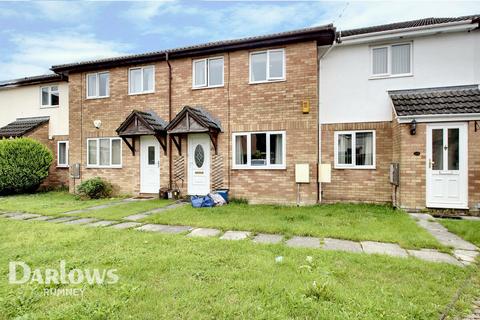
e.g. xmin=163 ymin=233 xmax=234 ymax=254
xmin=410 ymin=119 xmax=417 ymax=135
xmin=93 ymin=120 xmax=102 ymax=129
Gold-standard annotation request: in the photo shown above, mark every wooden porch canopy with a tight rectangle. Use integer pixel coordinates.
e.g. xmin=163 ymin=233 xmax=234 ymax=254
xmin=116 ymin=110 xmax=168 ymax=155
xmin=165 ymin=106 xmax=222 ymax=155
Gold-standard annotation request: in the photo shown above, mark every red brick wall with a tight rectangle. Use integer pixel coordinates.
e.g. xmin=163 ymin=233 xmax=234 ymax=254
xmin=68 ymin=41 xmax=319 ymax=204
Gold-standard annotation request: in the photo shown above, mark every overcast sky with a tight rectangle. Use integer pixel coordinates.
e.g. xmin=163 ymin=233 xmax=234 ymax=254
xmin=0 ymin=0 xmax=478 ymax=80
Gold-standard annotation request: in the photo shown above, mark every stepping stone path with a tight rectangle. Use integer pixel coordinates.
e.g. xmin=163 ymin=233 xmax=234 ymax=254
xmin=324 ymin=238 xmax=362 ymax=253
xmin=110 ymin=222 xmax=141 ymax=230
xmin=407 ymin=249 xmax=462 ymax=266
xmin=47 ymin=216 xmax=79 ymax=223
xmin=87 ymin=220 xmax=117 ymax=228
xmin=9 ymin=213 xmax=41 ymax=220
xmin=188 ymin=228 xmax=222 ymax=238
xmin=63 ymin=218 xmax=97 ymax=225
xmin=136 ymin=224 xmax=192 ymax=234
xmin=253 ymin=233 xmax=283 ymax=244
xmin=286 ymin=236 xmax=321 ymax=248
xmin=361 ymin=241 xmax=408 ymax=258
xmin=409 ymin=213 xmax=479 ymax=265
xmin=123 ymin=201 xmax=188 ymax=221
xmin=29 ymin=216 xmax=55 ymax=221
xmin=220 ymin=231 xmax=251 ymax=241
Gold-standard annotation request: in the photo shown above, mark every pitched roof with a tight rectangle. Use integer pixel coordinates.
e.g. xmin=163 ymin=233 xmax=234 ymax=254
xmin=340 ymin=15 xmax=479 ymax=38
xmin=0 ymin=116 xmax=50 ymax=138
xmin=0 ymin=74 xmax=66 ymax=89
xmin=116 ymin=110 xmax=168 ymax=136
xmin=389 ymin=85 xmax=480 ymax=117
xmin=51 ymin=25 xmax=335 ymax=74
xmin=166 ymin=106 xmax=222 ymax=134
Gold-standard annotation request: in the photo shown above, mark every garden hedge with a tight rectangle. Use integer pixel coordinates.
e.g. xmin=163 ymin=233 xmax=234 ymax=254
xmin=0 ymin=138 xmax=53 ymax=194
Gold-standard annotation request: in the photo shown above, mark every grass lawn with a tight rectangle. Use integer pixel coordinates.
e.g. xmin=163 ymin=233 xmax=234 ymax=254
xmin=439 ymin=219 xmax=480 ymax=247
xmin=0 ymin=191 xmax=121 ymax=215
xmin=143 ymin=203 xmax=443 ymax=249
xmin=74 ymin=199 xmax=173 ymax=220
xmin=0 ymin=219 xmax=478 ymax=319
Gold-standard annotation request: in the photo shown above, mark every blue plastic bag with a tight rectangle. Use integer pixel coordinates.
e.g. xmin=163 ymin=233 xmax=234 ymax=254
xmin=202 ymin=195 xmax=215 ymax=207
xmin=191 ymin=196 xmax=204 ymax=208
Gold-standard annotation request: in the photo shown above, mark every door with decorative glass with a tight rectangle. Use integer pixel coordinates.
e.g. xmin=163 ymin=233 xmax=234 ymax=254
xmin=188 ymin=134 xmax=211 ymax=195
xmin=426 ymin=123 xmax=468 ymax=209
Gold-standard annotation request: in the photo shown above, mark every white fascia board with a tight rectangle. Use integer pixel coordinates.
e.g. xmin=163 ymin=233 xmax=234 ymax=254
xmin=397 ymin=113 xmax=480 ymax=123
xmin=338 ymin=22 xmax=477 ymax=46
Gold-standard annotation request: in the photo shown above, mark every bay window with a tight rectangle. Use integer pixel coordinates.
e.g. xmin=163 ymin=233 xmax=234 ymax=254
xmin=87 ymin=138 xmax=122 ymax=168
xmin=233 ymin=131 xmax=285 ymax=169
xmin=334 ymin=131 xmax=375 ymax=169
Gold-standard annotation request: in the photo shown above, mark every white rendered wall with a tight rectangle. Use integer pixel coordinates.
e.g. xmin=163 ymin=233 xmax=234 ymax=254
xmin=319 ymin=31 xmax=480 ymax=124
xmin=0 ymin=81 xmax=69 ymax=137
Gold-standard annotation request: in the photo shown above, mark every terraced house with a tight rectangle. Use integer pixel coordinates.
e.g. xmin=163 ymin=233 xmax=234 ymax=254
xmin=50 ymin=25 xmax=336 ymax=204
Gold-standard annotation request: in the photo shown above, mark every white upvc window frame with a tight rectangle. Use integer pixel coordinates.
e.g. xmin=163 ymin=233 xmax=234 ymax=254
xmin=40 ymin=85 xmax=59 ymax=108
xmin=232 ymin=131 xmax=286 ymax=170
xmin=334 ymin=130 xmax=376 ymax=169
xmin=192 ymin=56 xmax=224 ymax=89
xmin=86 ymin=71 xmax=110 ymax=99
xmin=86 ymin=137 xmax=122 ymax=169
xmin=249 ymin=48 xmax=286 ymax=84
xmin=57 ymin=141 xmax=69 ymax=168
xmin=370 ymin=42 xmax=413 ymax=79
xmin=128 ymin=65 xmax=155 ymax=95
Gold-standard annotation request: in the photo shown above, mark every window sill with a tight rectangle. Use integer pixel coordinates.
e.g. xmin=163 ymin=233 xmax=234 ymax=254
xmin=232 ymin=166 xmax=286 ymax=170
xmin=128 ymin=91 xmax=155 ymax=96
xmin=86 ymin=96 xmax=110 ymax=100
xmin=369 ymin=73 xmax=413 ymax=80
xmin=86 ymin=166 xmax=123 ymax=169
xmin=40 ymin=105 xmax=59 ymax=109
xmin=192 ymin=85 xmax=224 ymax=90
xmin=334 ymin=166 xmax=376 ymax=170
xmin=249 ymin=79 xmax=286 ymax=85
xmin=56 ymin=165 xmax=69 ymax=169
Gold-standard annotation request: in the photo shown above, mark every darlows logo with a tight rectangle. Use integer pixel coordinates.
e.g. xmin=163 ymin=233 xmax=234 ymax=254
xmin=9 ymin=261 xmax=119 ymax=285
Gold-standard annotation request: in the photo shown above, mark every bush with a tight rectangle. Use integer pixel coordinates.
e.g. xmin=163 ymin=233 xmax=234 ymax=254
xmin=77 ymin=177 xmax=113 ymax=199
xmin=0 ymin=138 xmax=53 ymax=195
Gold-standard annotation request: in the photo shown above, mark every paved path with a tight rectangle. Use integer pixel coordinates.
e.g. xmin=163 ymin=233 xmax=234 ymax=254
xmin=1 ymin=211 xmax=477 ymax=266
xmin=123 ymin=201 xmax=188 ymax=221
xmin=62 ymin=198 xmax=142 ymax=215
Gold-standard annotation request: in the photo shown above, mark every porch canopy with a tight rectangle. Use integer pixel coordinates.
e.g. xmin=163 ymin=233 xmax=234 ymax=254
xmin=0 ymin=116 xmax=49 ymax=138
xmin=389 ymin=85 xmax=480 ymax=124
xmin=116 ymin=110 xmax=168 ymax=155
xmin=165 ymin=106 xmax=222 ymax=155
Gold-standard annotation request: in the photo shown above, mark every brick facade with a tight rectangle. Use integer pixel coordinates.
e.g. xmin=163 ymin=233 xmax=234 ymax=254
xmin=68 ymin=41 xmax=319 ymax=204
xmin=24 ymin=122 xmax=69 ymax=188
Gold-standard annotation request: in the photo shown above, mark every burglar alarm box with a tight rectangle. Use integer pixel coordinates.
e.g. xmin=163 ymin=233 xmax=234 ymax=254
xmin=301 ymin=100 xmax=310 ymax=114
xmin=295 ymin=164 xmax=310 ymax=183
xmin=390 ymin=163 xmax=399 ymax=186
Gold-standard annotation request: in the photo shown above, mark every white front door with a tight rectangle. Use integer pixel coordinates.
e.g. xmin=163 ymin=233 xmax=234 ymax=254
xmin=426 ymin=123 xmax=468 ymax=209
xmin=188 ymin=134 xmax=211 ymax=195
xmin=140 ymin=136 xmax=160 ymax=194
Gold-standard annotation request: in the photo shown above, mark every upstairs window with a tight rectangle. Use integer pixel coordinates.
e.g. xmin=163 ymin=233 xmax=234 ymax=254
xmin=57 ymin=141 xmax=69 ymax=167
xmin=250 ymin=49 xmax=285 ymax=83
xmin=371 ymin=43 xmax=412 ymax=78
xmin=334 ymin=131 xmax=376 ymax=169
xmin=193 ymin=57 xmax=224 ymax=88
xmin=87 ymin=72 xmax=109 ymax=98
xmin=40 ymin=86 xmax=59 ymax=107
xmin=233 ymin=131 xmax=286 ymax=169
xmin=129 ymin=66 xmax=154 ymax=94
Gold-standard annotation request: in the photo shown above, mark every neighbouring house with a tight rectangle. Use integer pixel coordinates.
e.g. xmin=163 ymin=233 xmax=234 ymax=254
xmin=50 ymin=25 xmax=336 ymax=204
xmin=319 ymin=15 xmax=480 ymax=212
xmin=0 ymin=74 xmax=70 ymax=188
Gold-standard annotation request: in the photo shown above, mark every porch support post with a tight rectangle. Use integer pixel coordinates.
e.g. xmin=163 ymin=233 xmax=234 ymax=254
xmin=121 ymin=137 xmax=135 ymax=156
xmin=208 ymin=131 xmax=219 ymax=155
xmin=171 ymin=135 xmax=182 ymax=155
xmin=155 ymin=134 xmax=167 ymax=155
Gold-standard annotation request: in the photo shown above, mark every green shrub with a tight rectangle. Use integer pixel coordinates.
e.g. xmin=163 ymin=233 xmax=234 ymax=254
xmin=77 ymin=177 xmax=113 ymax=199
xmin=0 ymin=138 xmax=53 ymax=195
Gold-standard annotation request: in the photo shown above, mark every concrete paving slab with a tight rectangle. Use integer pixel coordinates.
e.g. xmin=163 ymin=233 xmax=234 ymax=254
xmin=187 ymin=228 xmax=222 ymax=238
xmin=323 ymin=238 xmax=362 ymax=253
xmin=1 ymin=212 xmax=24 ymax=218
xmin=409 ymin=213 xmax=434 ymax=220
xmin=454 ymin=249 xmax=479 ymax=264
xmin=462 ymin=216 xmax=480 ymax=221
xmin=285 ymin=236 xmax=321 ymax=248
xmin=361 ymin=241 xmax=408 ymax=258
xmin=110 ymin=222 xmax=142 ymax=230
xmin=136 ymin=224 xmax=192 ymax=234
xmin=47 ymin=216 xmax=80 ymax=223
xmin=408 ymin=249 xmax=462 ymax=266
xmin=8 ymin=213 xmax=41 ymax=220
xmin=29 ymin=215 xmax=55 ymax=221
xmin=87 ymin=220 xmax=117 ymax=228
xmin=63 ymin=218 xmax=97 ymax=225
xmin=123 ymin=213 xmax=149 ymax=221
xmin=252 ymin=233 xmax=284 ymax=244
xmin=220 ymin=231 xmax=251 ymax=241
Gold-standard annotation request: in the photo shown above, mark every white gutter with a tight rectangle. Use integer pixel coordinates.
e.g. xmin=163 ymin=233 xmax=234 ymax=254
xmin=338 ymin=21 xmax=477 ymax=45
xmin=396 ymin=113 xmax=480 ymax=123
